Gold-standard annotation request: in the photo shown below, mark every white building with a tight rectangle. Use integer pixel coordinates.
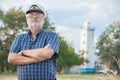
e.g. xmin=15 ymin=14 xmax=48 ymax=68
xmin=80 ymin=22 xmax=96 ymax=70
xmin=65 ymin=22 xmax=96 ymax=73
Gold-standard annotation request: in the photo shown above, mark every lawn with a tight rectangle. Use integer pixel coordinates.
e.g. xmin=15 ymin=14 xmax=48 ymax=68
xmin=0 ymin=73 xmax=120 ymax=80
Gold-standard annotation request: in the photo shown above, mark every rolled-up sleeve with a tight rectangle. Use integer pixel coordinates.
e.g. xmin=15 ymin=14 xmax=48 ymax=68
xmin=46 ymin=32 xmax=59 ymax=59
xmin=9 ymin=35 xmax=21 ymax=53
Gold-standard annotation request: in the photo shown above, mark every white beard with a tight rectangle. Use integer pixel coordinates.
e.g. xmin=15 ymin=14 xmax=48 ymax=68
xmin=27 ymin=21 xmax=44 ymax=30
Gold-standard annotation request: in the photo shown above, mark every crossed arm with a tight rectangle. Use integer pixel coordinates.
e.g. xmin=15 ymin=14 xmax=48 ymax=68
xmin=8 ymin=44 xmax=54 ymax=65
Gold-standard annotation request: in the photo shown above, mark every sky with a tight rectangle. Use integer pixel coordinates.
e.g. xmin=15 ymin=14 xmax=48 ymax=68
xmin=0 ymin=0 xmax=120 ymax=53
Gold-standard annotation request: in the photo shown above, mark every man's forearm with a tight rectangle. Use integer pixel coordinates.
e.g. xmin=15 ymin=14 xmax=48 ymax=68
xmin=23 ymin=48 xmax=48 ymax=61
xmin=8 ymin=53 xmax=39 ymax=65
xmin=23 ymin=48 xmax=54 ymax=61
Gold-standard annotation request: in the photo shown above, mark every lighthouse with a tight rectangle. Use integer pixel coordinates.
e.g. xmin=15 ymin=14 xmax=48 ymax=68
xmin=80 ymin=22 xmax=96 ymax=72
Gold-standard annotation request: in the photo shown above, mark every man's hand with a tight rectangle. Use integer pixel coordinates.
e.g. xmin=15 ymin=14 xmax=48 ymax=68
xmin=18 ymin=50 xmax=24 ymax=55
xmin=44 ymin=44 xmax=50 ymax=49
xmin=41 ymin=44 xmax=54 ymax=59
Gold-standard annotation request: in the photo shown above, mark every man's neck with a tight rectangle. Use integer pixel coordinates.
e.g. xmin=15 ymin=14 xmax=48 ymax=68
xmin=30 ymin=29 xmax=40 ymax=39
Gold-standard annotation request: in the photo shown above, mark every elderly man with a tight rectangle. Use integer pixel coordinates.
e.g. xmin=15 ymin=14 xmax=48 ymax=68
xmin=8 ymin=4 xmax=59 ymax=80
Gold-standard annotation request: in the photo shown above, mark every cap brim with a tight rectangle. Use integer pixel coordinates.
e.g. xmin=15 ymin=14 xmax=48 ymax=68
xmin=26 ymin=10 xmax=44 ymax=15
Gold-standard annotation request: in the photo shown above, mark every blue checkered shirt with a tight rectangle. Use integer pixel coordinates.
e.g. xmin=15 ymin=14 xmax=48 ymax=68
xmin=9 ymin=29 xmax=59 ymax=80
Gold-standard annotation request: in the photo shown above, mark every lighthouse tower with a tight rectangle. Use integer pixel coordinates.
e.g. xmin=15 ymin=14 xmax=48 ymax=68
xmin=80 ymin=22 xmax=96 ymax=72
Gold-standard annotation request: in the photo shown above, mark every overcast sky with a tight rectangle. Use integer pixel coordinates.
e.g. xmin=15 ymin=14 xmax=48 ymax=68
xmin=0 ymin=0 xmax=120 ymax=53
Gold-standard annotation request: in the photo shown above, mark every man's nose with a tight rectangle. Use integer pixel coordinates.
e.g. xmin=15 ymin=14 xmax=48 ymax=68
xmin=33 ymin=15 xmax=37 ymax=18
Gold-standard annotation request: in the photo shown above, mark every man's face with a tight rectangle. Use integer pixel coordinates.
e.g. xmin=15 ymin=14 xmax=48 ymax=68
xmin=26 ymin=11 xmax=44 ymax=30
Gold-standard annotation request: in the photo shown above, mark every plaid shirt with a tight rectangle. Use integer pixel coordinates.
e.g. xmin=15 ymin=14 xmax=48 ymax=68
xmin=9 ymin=29 xmax=59 ymax=80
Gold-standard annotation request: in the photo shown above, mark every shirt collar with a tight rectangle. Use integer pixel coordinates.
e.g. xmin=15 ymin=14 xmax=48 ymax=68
xmin=27 ymin=29 xmax=44 ymax=36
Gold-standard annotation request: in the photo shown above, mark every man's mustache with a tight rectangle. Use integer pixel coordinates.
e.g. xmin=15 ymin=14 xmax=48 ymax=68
xmin=32 ymin=20 xmax=39 ymax=22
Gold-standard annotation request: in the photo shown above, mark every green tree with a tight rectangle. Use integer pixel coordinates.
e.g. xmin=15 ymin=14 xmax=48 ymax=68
xmin=96 ymin=21 xmax=120 ymax=74
xmin=0 ymin=8 xmax=26 ymax=72
xmin=57 ymin=37 xmax=82 ymax=73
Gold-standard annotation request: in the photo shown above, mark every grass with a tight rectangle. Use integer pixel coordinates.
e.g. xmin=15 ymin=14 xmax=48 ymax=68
xmin=0 ymin=73 xmax=17 ymax=80
xmin=0 ymin=73 xmax=119 ymax=80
